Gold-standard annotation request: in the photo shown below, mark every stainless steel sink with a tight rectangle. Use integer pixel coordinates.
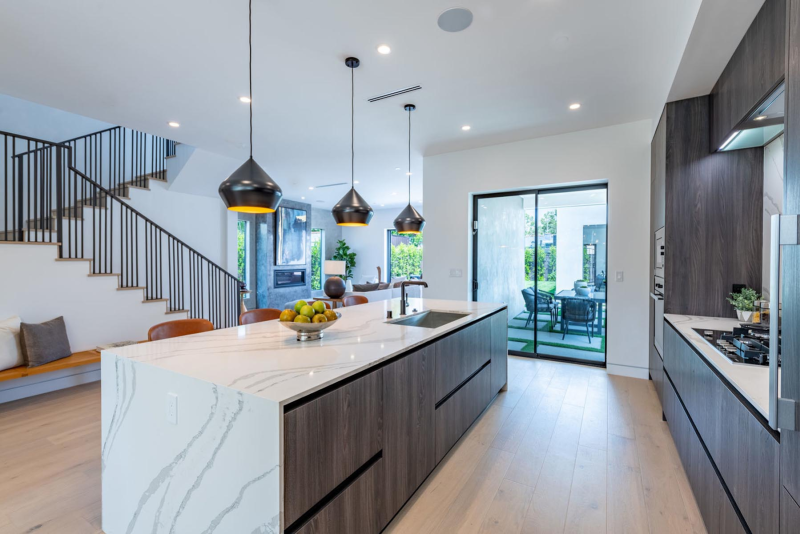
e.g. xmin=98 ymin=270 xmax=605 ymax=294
xmin=387 ymin=310 xmax=471 ymax=329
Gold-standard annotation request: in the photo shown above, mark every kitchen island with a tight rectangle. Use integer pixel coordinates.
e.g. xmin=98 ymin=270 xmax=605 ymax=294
xmin=101 ymin=298 xmax=508 ymax=534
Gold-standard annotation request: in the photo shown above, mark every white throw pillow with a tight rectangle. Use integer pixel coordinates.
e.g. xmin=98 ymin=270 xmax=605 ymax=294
xmin=0 ymin=315 xmax=23 ymax=371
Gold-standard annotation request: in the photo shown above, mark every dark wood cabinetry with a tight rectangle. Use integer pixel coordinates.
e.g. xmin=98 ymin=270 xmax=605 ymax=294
xmin=663 ymin=376 xmax=746 ymax=534
xmin=434 ymin=318 xmax=491 ymax=403
xmin=283 ymin=370 xmax=384 ymax=527
xmin=382 ymin=345 xmax=436 ymax=521
xmin=283 ymin=309 xmax=507 ymax=533
xmin=434 ymin=364 xmax=491 ymax=463
xmin=663 ymin=324 xmax=779 ymax=534
xmin=710 ymin=0 xmax=786 ymax=150
xmin=489 ymin=309 xmax=508 ymax=394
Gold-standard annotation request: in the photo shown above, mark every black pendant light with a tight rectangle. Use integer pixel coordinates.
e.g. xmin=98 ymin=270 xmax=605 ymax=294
xmin=332 ymin=57 xmax=374 ymax=227
xmin=394 ymin=104 xmax=425 ymax=234
xmin=218 ymin=0 xmax=282 ymax=213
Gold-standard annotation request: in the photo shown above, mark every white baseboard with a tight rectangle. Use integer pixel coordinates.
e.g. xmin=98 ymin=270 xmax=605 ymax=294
xmin=0 ymin=363 xmax=100 ymax=404
xmin=606 ymin=363 xmax=648 ymax=380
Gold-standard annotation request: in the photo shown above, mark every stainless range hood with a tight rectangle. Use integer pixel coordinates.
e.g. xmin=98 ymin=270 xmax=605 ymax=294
xmin=719 ymin=81 xmax=784 ymax=151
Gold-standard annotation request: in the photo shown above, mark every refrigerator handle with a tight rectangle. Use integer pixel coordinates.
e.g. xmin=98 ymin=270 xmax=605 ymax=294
xmin=771 ymin=214 xmax=800 ymax=431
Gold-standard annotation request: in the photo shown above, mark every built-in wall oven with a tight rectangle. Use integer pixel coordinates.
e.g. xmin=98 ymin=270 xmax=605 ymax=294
xmin=651 ymin=227 xmax=665 ymax=357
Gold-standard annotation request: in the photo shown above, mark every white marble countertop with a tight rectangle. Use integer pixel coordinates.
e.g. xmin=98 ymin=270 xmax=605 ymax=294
xmin=106 ymin=298 xmax=506 ymax=406
xmin=665 ymin=314 xmax=776 ymax=419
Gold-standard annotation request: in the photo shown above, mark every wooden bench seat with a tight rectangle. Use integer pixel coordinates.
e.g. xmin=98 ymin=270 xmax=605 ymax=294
xmin=0 ymin=350 xmax=101 ymax=382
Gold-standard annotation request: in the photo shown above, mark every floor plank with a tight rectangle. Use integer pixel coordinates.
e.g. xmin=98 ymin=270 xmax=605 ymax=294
xmin=564 ymin=445 xmax=607 ymax=533
xmin=478 ymin=479 xmax=534 ymax=534
xmin=606 ymin=435 xmax=650 ymax=534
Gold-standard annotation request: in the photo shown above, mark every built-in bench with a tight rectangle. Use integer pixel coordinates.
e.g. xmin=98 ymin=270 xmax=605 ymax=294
xmin=0 ymin=350 xmax=102 ymax=402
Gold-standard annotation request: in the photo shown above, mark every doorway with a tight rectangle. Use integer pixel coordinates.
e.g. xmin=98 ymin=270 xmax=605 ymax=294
xmin=472 ymin=185 xmax=608 ymax=366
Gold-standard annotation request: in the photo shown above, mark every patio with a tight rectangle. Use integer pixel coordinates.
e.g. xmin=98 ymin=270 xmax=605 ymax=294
xmin=507 ymin=303 xmax=606 ymax=364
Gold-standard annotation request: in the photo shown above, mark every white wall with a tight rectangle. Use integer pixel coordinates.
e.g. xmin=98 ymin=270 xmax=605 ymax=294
xmin=555 ymin=205 xmax=606 ymax=292
xmin=0 ymin=93 xmax=112 ymax=141
xmin=423 ymin=120 xmax=652 ymax=378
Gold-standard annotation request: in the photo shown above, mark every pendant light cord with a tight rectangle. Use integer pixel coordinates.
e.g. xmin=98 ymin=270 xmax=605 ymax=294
xmin=249 ymin=0 xmax=253 ymax=159
xmin=408 ymin=108 xmax=411 ymax=202
xmin=351 ymin=67 xmax=355 ymax=188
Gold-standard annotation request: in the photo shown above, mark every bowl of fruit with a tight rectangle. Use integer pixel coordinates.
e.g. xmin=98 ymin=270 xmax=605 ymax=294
xmin=278 ymin=300 xmax=340 ymax=341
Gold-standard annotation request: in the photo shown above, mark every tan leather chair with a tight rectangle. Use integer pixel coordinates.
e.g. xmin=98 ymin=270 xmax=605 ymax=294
xmin=240 ymin=308 xmax=282 ymax=325
xmin=148 ymin=318 xmax=214 ymax=341
xmin=342 ymin=295 xmax=369 ymax=307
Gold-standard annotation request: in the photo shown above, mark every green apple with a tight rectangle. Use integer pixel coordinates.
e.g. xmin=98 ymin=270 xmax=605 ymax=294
xmin=312 ymin=300 xmax=326 ymax=314
xmin=294 ymin=300 xmax=308 ymax=314
xmin=300 ymin=305 xmax=315 ymax=319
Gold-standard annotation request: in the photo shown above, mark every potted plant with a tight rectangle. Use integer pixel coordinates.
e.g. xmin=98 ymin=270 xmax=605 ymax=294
xmin=575 ymin=283 xmax=591 ymax=296
xmin=574 ymin=279 xmax=588 ymax=291
xmin=332 ymin=239 xmax=357 ymax=291
xmin=727 ymin=288 xmax=760 ymax=322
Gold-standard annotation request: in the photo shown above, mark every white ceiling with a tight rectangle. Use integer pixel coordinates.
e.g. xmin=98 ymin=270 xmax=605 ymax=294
xmin=0 ymin=0 xmax=719 ymax=208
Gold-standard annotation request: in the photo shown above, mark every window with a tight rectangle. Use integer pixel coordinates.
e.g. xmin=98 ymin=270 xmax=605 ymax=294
xmin=237 ymin=220 xmax=250 ymax=288
xmin=386 ymin=229 xmax=423 ymax=281
xmin=311 ymin=229 xmax=324 ymax=290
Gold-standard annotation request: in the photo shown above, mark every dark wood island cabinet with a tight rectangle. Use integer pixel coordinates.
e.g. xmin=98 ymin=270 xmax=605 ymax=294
xmin=282 ymin=307 xmax=508 ymax=533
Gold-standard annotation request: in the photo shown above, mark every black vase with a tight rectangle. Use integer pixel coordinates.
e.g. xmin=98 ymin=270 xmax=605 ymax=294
xmin=324 ymin=276 xmax=346 ymax=299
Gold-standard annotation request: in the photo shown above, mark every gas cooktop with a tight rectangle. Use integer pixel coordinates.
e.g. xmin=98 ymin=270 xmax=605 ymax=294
xmin=693 ymin=324 xmax=779 ymax=367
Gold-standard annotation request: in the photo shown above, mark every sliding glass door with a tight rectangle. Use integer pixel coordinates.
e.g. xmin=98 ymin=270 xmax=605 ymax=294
xmin=473 ymin=185 xmax=607 ymax=366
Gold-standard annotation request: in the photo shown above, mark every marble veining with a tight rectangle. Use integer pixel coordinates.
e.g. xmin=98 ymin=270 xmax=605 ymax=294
xmin=108 ymin=298 xmax=506 ymax=406
xmin=665 ymin=314 xmax=776 ymax=418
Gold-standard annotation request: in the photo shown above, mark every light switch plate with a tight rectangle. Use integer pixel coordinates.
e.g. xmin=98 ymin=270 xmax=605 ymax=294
xmin=615 ymin=271 xmax=624 ymax=282
xmin=450 ymin=269 xmax=463 ymax=278
xmin=166 ymin=393 xmax=178 ymax=425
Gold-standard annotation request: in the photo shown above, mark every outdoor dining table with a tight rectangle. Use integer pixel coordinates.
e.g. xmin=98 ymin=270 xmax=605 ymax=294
xmin=554 ymin=289 xmax=606 ymax=334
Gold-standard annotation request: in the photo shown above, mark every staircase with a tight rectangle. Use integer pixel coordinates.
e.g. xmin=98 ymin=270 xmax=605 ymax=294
xmin=0 ymin=127 xmax=240 ymax=331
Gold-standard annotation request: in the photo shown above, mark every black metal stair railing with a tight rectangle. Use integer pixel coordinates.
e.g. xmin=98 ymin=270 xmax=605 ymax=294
xmin=0 ymin=129 xmax=239 ymax=329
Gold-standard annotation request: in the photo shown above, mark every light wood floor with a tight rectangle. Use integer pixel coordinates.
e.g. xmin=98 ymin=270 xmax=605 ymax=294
xmin=0 ymin=356 xmax=706 ymax=534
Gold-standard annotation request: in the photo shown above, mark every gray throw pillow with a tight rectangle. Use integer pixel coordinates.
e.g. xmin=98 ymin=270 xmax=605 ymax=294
xmin=20 ymin=316 xmax=72 ymax=368
xmin=352 ymin=282 xmax=380 ymax=292
xmin=377 ymin=282 xmax=391 ymax=290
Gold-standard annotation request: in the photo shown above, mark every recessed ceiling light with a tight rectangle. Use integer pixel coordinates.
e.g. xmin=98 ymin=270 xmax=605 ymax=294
xmin=406 ymin=172 xmax=413 ymax=176
xmin=308 ymin=186 xmax=314 ymax=190
xmin=377 ymin=45 xmax=391 ymax=55
xmin=461 ymin=125 xmax=471 ymax=131
xmin=301 ymin=196 xmax=305 ymax=200
xmin=354 ymin=180 xmax=359 ymax=184
xmin=239 ymin=96 xmax=251 ymax=103
xmin=381 ymin=204 xmax=385 ymax=207
xmin=395 ymin=167 xmax=401 ymax=171
xmin=755 ymin=115 xmax=767 ymax=121
xmin=569 ymin=103 xmax=581 ymax=110
xmin=168 ymin=121 xmax=180 ymax=128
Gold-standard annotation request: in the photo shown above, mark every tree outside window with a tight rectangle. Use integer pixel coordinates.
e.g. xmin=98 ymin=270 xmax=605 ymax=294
xmin=388 ymin=230 xmax=423 ymax=279
xmin=237 ymin=220 xmax=249 ymax=287
xmin=311 ymin=229 xmax=323 ymax=290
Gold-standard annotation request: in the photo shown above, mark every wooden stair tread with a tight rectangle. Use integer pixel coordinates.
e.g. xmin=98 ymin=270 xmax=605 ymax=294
xmin=88 ymin=273 xmax=120 ymax=277
xmin=0 ymin=241 xmax=60 ymax=246
xmin=143 ymin=298 xmax=169 ymax=303
xmin=165 ymin=309 xmax=189 ymax=315
xmin=117 ymin=286 xmax=146 ymax=291
xmin=0 ymin=350 xmax=100 ymax=383
xmin=55 ymin=258 xmax=93 ymax=262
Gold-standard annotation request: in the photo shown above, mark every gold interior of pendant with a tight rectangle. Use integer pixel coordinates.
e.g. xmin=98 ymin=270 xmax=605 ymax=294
xmin=227 ymin=206 xmax=277 ymax=214
xmin=337 ymin=222 xmax=369 ymax=227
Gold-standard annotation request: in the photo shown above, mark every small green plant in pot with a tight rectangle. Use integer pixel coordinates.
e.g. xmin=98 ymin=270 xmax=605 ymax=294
xmin=727 ymin=288 xmax=760 ymax=322
xmin=332 ymin=239 xmax=356 ymax=281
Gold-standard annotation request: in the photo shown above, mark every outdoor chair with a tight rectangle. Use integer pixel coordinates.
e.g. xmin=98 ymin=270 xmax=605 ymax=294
xmin=560 ymin=298 xmax=597 ymax=342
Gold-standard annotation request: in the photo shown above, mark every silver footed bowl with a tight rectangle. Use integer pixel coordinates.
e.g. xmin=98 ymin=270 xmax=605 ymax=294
xmin=279 ymin=312 xmax=341 ymax=341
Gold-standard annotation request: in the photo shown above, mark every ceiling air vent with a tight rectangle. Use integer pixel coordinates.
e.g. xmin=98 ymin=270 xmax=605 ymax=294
xmin=368 ymin=85 xmax=422 ymax=103
xmin=313 ymin=182 xmax=348 ymax=189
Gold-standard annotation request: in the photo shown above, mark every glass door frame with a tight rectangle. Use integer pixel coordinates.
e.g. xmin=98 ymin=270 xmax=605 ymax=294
xmin=471 ymin=183 xmax=608 ymax=367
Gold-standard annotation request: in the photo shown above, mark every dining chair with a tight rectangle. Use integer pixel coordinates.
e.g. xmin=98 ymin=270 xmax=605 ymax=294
xmin=560 ymin=298 xmax=597 ymax=342
xmin=521 ymin=288 xmax=557 ymax=329
xmin=148 ymin=318 xmax=214 ymax=341
xmin=342 ymin=295 xmax=369 ymax=307
xmin=240 ymin=308 xmax=282 ymax=325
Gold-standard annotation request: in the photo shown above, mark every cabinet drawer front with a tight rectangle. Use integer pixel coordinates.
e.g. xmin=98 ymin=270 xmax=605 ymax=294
xmin=664 ymin=324 xmax=779 ymax=534
xmin=435 ymin=318 xmax=491 ymax=402
xmin=292 ymin=457 xmax=384 ymax=534
xmin=383 ymin=346 xmax=436 ymax=520
xmin=284 ymin=370 xmax=383 ymax=527
xmin=435 ymin=364 xmax=491 ymax=463
xmin=663 ymin=377 xmax=746 ymax=534
xmin=489 ymin=310 xmax=508 ymax=395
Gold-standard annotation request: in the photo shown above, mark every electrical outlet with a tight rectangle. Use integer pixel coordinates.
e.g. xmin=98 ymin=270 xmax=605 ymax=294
xmin=166 ymin=393 xmax=178 ymax=425
xmin=615 ymin=271 xmax=624 ymax=282
xmin=450 ymin=269 xmax=463 ymax=278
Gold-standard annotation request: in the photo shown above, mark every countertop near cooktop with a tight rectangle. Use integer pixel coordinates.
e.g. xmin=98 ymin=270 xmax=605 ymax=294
xmin=665 ymin=314 xmax=777 ymax=420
